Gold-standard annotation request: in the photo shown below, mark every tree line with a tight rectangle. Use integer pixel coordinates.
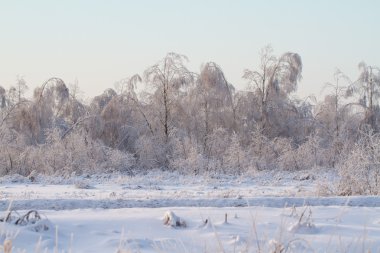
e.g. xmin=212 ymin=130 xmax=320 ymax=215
xmin=1 ymin=46 xmax=380 ymax=194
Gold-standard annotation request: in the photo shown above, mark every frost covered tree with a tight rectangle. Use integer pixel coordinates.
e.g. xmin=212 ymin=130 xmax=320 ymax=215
xmin=101 ymin=90 xmax=143 ymax=150
xmin=319 ymin=70 xmax=348 ymax=138
xmin=312 ymin=70 xmax=351 ymax=167
xmin=346 ymin=63 xmax=380 ymax=130
xmin=193 ymin=62 xmax=236 ymax=152
xmin=144 ymin=52 xmax=194 ymax=142
xmin=87 ymin=78 xmax=142 ymax=151
xmin=8 ymin=76 xmax=28 ymax=105
xmin=243 ymin=45 xmax=302 ymax=135
xmin=3 ymin=48 xmax=380 ymax=178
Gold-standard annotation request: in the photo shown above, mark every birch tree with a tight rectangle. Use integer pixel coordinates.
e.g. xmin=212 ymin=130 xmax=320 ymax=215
xmin=195 ymin=62 xmax=236 ymax=151
xmin=346 ymin=62 xmax=380 ymax=130
xmin=243 ymin=45 xmax=302 ymax=134
xmin=144 ymin=52 xmax=193 ymax=142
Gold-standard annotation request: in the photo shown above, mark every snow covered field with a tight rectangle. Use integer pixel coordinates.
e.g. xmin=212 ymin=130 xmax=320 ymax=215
xmin=1 ymin=169 xmax=380 ymax=252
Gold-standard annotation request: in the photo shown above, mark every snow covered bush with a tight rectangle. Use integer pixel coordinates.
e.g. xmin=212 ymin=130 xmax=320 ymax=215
xmin=247 ymin=127 xmax=276 ymax=170
xmin=339 ymin=129 xmax=380 ymax=195
xmin=204 ymin=127 xmax=229 ymax=171
xmin=7 ymin=127 xmax=135 ymax=176
xmin=278 ymin=134 xmax=331 ymax=171
xmin=102 ymin=148 xmax=135 ymax=172
xmin=74 ymin=179 xmax=93 ymax=189
xmin=273 ymin=137 xmax=296 ymax=170
xmin=292 ymin=135 xmax=321 ymax=170
xmin=135 ymin=135 xmax=167 ymax=169
xmin=223 ymin=132 xmax=250 ymax=174
xmin=169 ymin=136 xmax=206 ymax=174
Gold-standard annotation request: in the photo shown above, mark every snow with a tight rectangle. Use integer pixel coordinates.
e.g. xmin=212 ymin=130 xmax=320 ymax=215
xmin=0 ymin=169 xmax=380 ymax=252
xmin=2 ymin=206 xmax=380 ymax=252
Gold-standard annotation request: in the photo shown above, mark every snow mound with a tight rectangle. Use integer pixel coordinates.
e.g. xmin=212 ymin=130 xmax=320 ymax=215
xmin=288 ymin=206 xmax=318 ymax=234
xmin=163 ymin=211 xmax=186 ymax=228
xmin=288 ymin=222 xmax=318 ymax=234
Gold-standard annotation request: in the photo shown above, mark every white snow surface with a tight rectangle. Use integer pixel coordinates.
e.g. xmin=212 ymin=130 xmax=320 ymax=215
xmin=0 ymin=168 xmax=380 ymax=252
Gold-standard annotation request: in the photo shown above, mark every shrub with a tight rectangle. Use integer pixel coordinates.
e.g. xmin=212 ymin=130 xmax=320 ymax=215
xmin=338 ymin=130 xmax=380 ymax=195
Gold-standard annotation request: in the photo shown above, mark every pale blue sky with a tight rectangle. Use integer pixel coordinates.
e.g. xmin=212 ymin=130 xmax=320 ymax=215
xmin=0 ymin=0 xmax=379 ymax=99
